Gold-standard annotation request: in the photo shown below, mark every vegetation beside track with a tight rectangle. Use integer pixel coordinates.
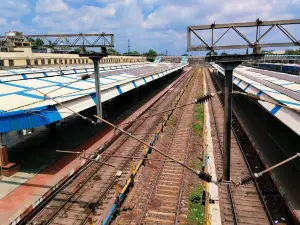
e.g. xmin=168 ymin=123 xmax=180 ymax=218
xmin=187 ymin=184 xmax=205 ymax=225
xmin=193 ymin=104 xmax=204 ymax=136
xmin=187 ymin=67 xmax=205 ymax=225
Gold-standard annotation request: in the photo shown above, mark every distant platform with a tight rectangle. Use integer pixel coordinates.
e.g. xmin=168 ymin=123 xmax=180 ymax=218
xmin=252 ymin=62 xmax=300 ymax=75
xmin=0 ymin=62 xmax=186 ymax=133
xmin=212 ymin=64 xmax=300 ymax=135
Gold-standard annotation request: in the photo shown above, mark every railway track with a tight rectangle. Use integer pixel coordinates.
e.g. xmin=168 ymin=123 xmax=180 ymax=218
xmin=136 ymin=72 xmax=198 ymax=225
xmin=211 ymin=70 xmax=296 ymax=225
xmin=205 ymin=68 xmax=271 ymax=225
xmin=111 ymin=68 xmax=202 ymax=225
xmin=25 ymin=69 xmax=194 ymax=225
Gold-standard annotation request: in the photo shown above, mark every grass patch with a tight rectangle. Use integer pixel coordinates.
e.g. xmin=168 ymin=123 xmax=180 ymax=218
xmin=167 ymin=116 xmax=176 ymax=127
xmin=191 ymin=158 xmax=203 ymax=170
xmin=187 ymin=184 xmax=205 ymax=225
xmin=193 ymin=104 xmax=204 ymax=136
xmin=188 ymin=100 xmax=205 ymax=224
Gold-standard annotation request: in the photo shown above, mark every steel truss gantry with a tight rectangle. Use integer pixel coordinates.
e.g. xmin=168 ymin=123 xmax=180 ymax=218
xmin=188 ymin=19 xmax=300 ymax=54
xmin=0 ymin=33 xmax=114 ymax=48
xmin=187 ymin=18 xmax=300 ymax=184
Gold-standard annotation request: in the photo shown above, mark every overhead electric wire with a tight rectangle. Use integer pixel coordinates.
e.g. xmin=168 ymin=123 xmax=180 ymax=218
xmin=44 ymin=73 xmax=92 ymax=95
xmin=56 ymin=150 xmax=174 ymax=162
xmin=233 ymin=90 xmax=300 ymax=113
xmin=119 ymin=92 xmax=221 ymax=126
xmin=93 ymin=114 xmax=215 ymax=184
xmin=32 ymin=88 xmax=96 ymax=125
xmin=236 ymin=153 xmax=300 ymax=186
xmin=9 ymin=71 xmax=299 ymax=187
xmin=3 ymin=66 xmax=174 ymax=113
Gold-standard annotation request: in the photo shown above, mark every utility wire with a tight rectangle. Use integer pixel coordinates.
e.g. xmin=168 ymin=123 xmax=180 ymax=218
xmin=94 ymin=114 xmax=215 ymax=184
xmin=10 ymin=82 xmax=300 ymax=186
xmin=44 ymin=74 xmax=92 ymax=95
xmin=233 ymin=91 xmax=300 ymax=113
xmin=119 ymin=92 xmax=221 ymax=126
xmin=32 ymin=87 xmax=96 ymax=125
xmin=235 ymin=153 xmax=300 ymax=186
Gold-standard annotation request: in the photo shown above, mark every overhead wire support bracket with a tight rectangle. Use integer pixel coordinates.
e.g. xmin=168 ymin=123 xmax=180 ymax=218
xmin=30 ymin=86 xmax=215 ymax=184
xmin=188 ymin=18 xmax=300 ymax=184
xmin=93 ymin=115 xmax=216 ymax=184
xmin=236 ymin=153 xmax=300 ymax=186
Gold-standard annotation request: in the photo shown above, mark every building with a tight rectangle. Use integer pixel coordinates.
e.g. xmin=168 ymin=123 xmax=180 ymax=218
xmin=0 ymin=31 xmax=146 ymax=68
xmin=0 ymin=47 xmax=146 ymax=68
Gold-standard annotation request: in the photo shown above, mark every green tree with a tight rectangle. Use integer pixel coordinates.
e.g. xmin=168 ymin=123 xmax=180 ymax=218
xmin=262 ymin=50 xmax=273 ymax=54
xmin=123 ymin=51 xmax=140 ymax=56
xmin=220 ymin=51 xmax=229 ymax=56
xmin=34 ymin=38 xmax=44 ymax=47
xmin=182 ymin=54 xmax=188 ymax=56
xmin=146 ymin=49 xmax=158 ymax=58
xmin=48 ymin=40 xmax=56 ymax=48
xmin=206 ymin=51 xmax=218 ymax=56
xmin=72 ymin=47 xmax=82 ymax=53
xmin=131 ymin=51 xmax=140 ymax=55
xmin=285 ymin=49 xmax=300 ymax=55
xmin=27 ymin=37 xmax=44 ymax=47
xmin=108 ymin=48 xmax=120 ymax=55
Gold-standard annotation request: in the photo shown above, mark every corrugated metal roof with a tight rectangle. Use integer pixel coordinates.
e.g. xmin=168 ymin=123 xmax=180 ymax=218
xmin=0 ymin=62 xmax=148 ymax=82
xmin=212 ymin=63 xmax=300 ymax=135
xmin=0 ymin=63 xmax=186 ymax=133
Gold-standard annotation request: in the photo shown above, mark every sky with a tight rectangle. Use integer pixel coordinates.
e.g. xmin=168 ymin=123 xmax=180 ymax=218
xmin=1 ymin=0 xmax=300 ymax=55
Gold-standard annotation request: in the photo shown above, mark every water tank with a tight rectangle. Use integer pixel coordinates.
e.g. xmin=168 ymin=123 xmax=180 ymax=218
xmin=5 ymin=31 xmax=23 ymax=38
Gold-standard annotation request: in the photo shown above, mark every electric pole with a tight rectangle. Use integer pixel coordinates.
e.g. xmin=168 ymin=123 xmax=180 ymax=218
xmin=128 ymin=39 xmax=131 ymax=54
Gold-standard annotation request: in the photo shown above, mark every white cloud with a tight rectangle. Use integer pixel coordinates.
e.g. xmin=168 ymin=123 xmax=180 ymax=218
xmin=15 ymin=0 xmax=300 ymax=54
xmin=33 ymin=0 xmax=143 ymax=32
xmin=65 ymin=0 xmax=85 ymax=2
xmin=0 ymin=0 xmax=30 ymax=17
xmin=36 ymin=0 xmax=68 ymax=14
xmin=142 ymin=5 xmax=199 ymax=29
xmin=0 ymin=18 xmax=7 ymax=25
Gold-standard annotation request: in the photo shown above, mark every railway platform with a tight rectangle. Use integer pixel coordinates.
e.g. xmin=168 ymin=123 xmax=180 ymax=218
xmin=209 ymin=67 xmax=300 ymax=224
xmin=0 ymin=68 xmax=190 ymax=225
xmin=212 ymin=64 xmax=300 ymax=135
xmin=0 ymin=61 xmax=186 ymax=178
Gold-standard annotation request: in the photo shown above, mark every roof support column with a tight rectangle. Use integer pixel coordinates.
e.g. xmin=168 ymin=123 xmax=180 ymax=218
xmin=80 ymin=48 xmax=108 ymax=122
xmin=0 ymin=135 xmax=20 ymax=177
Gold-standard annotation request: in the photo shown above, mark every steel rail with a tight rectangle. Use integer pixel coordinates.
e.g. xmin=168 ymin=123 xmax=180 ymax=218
xmin=137 ymin=70 xmax=196 ymax=224
xmin=205 ymin=69 xmax=238 ymax=225
xmin=94 ymin=116 xmax=200 ymax=175
xmin=213 ymin=71 xmax=275 ymax=224
xmin=92 ymin=72 xmax=202 ymax=178
xmin=231 ymin=124 xmax=275 ymax=225
xmin=19 ymin=158 xmax=95 ymax=225
xmin=23 ymin=68 xmax=190 ymax=225
xmin=210 ymin=69 xmax=275 ymax=225
xmin=136 ymin=72 xmax=194 ymax=224
xmin=40 ymin=155 xmax=119 ymax=225
xmin=102 ymin=70 xmax=196 ymax=225
xmin=174 ymin=126 xmax=192 ymax=224
xmin=43 ymin=70 xmax=188 ymax=225
xmin=118 ymin=92 xmax=219 ymax=126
